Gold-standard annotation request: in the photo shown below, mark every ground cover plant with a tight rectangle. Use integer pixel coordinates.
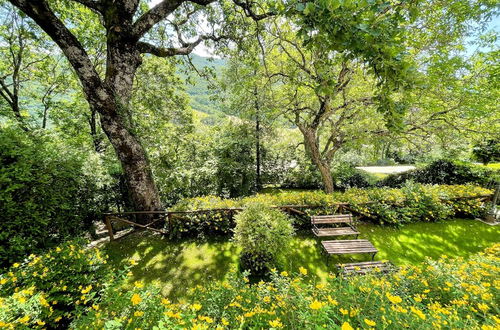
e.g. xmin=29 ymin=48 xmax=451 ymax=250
xmin=21 ymin=243 xmax=498 ymax=329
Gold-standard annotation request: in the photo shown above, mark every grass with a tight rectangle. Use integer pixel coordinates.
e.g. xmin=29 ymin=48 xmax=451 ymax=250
xmin=104 ymin=218 xmax=499 ymax=300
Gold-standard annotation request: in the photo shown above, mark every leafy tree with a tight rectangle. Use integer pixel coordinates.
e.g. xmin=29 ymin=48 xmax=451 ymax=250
xmin=6 ymin=0 xmax=273 ymax=216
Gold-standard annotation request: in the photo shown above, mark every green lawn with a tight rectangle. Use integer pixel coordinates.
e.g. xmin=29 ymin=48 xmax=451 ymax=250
xmin=104 ymin=218 xmax=499 ymax=300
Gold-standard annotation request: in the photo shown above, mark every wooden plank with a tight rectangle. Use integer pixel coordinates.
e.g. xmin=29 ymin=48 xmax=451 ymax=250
xmin=313 ymin=227 xmax=359 ymax=237
xmin=321 ymin=240 xmax=378 ymax=256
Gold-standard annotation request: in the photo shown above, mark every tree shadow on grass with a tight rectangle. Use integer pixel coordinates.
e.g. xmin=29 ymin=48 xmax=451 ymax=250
xmin=103 ymin=219 xmax=499 ymax=300
xmin=104 ymin=231 xmax=239 ymax=301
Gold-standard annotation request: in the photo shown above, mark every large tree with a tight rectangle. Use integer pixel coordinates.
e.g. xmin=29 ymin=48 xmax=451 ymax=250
xmin=7 ymin=0 xmax=271 ymax=214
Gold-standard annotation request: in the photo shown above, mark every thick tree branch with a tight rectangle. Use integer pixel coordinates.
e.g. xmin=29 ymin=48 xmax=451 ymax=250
xmin=133 ymin=0 xmax=216 ymax=39
xmin=137 ymin=33 xmax=225 ymax=57
xmin=137 ymin=39 xmax=202 ymax=56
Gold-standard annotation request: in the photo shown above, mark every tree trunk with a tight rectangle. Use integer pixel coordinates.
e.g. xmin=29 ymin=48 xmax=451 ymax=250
xmin=317 ymin=162 xmax=334 ymax=193
xmin=255 ymin=104 xmax=262 ymax=191
xmin=301 ymin=127 xmax=335 ymax=193
xmin=99 ymin=105 xmax=162 ymax=215
xmin=100 ymin=44 xmax=163 ymax=216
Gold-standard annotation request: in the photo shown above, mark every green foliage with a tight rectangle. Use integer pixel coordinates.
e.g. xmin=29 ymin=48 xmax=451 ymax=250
xmin=233 ymin=203 xmax=294 ymax=275
xmin=281 ymin=162 xmax=323 ymax=190
xmin=379 ymin=159 xmax=498 ymax=188
xmin=473 ymin=139 xmax=500 ymax=165
xmin=0 ymin=241 xmax=111 ymax=328
xmin=282 ymin=163 xmax=378 ymax=190
xmin=74 ymin=244 xmax=499 ymax=329
xmin=0 ymin=128 xmax=114 ymax=268
xmin=333 ymin=165 xmax=377 ymax=190
xmin=214 ymin=122 xmax=256 ymax=198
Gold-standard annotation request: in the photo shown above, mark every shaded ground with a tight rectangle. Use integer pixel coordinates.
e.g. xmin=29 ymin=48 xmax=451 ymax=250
xmin=104 ymin=218 xmax=499 ymax=300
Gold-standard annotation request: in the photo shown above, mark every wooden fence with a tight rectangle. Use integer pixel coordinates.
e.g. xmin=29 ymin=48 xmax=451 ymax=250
xmin=103 ymin=194 xmax=493 ymax=241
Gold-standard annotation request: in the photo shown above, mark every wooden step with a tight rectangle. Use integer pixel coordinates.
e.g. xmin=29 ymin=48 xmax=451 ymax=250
xmin=313 ymin=226 xmax=360 ymax=237
xmin=321 ymin=239 xmax=378 ymax=257
xmin=337 ymin=261 xmax=394 ymax=275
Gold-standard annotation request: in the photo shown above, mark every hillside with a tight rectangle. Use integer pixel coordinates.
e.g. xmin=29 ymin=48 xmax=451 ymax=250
xmin=181 ymin=54 xmax=226 ymax=116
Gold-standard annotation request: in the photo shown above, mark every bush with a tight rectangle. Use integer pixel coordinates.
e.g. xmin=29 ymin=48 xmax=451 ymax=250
xmin=0 ymin=241 xmax=112 ymax=328
xmin=281 ymin=163 xmax=323 ymax=189
xmin=333 ymin=165 xmax=377 ymax=190
xmin=0 ymin=129 xmax=114 ymax=268
xmin=472 ymin=139 xmax=500 ymax=165
xmin=73 ymin=244 xmax=500 ymax=329
xmin=233 ymin=203 xmax=294 ymax=275
xmin=379 ymin=159 xmax=497 ymax=188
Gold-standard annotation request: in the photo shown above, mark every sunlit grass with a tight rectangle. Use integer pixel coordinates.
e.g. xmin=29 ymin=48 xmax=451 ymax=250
xmin=105 ymin=218 xmax=499 ymax=300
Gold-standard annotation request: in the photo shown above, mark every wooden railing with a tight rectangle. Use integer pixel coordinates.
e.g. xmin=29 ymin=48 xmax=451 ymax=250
xmin=103 ymin=194 xmax=493 ymax=241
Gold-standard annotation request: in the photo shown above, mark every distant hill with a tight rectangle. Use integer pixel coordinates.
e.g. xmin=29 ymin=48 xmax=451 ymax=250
xmin=180 ymin=54 xmax=226 ymax=117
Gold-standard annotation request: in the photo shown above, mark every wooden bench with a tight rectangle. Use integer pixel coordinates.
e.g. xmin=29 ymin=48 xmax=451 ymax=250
xmin=337 ymin=261 xmax=394 ymax=276
xmin=311 ymin=214 xmax=360 ymax=238
xmin=321 ymin=239 xmax=378 ymax=263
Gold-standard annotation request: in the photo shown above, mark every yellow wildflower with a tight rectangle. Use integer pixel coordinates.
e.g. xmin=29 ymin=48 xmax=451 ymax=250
xmin=299 ymin=267 xmax=308 ymax=275
xmin=18 ymin=315 xmax=29 ymax=324
xmin=386 ymin=292 xmax=402 ymax=304
xmin=81 ymin=285 xmax=92 ymax=294
xmin=340 ymin=308 xmax=349 ymax=315
xmin=327 ymin=295 xmax=338 ymax=305
xmin=269 ymin=318 xmax=283 ymax=328
xmin=134 ymin=311 xmax=144 ymax=317
xmin=365 ymin=319 xmax=376 ymax=326
xmin=341 ymin=322 xmax=354 ymax=330
xmin=280 ymin=271 xmax=288 ymax=277
xmin=410 ymin=306 xmax=426 ymax=320
xmin=191 ymin=303 xmax=202 ymax=311
xmin=131 ymin=293 xmax=142 ymax=305
xmin=309 ymin=300 xmax=323 ymax=310
xmin=134 ymin=281 xmax=144 ymax=289
xmin=478 ymin=303 xmax=489 ymax=312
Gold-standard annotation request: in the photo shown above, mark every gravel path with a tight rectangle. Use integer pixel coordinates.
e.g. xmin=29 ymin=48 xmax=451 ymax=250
xmin=356 ymin=165 xmax=416 ymax=174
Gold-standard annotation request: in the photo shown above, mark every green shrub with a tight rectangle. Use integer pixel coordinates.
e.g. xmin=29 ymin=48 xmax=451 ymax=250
xmin=333 ymin=165 xmax=377 ymax=190
xmin=0 ymin=241 xmax=112 ymax=328
xmin=379 ymin=159 xmax=497 ymax=188
xmin=0 ymin=129 xmax=114 ymax=268
xmin=73 ymin=244 xmax=500 ymax=329
xmin=233 ymin=203 xmax=294 ymax=275
xmin=472 ymin=139 xmax=500 ymax=165
xmin=281 ymin=163 xmax=323 ymax=189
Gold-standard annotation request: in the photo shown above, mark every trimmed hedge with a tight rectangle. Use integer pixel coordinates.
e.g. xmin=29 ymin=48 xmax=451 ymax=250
xmin=167 ymin=184 xmax=492 ymax=237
